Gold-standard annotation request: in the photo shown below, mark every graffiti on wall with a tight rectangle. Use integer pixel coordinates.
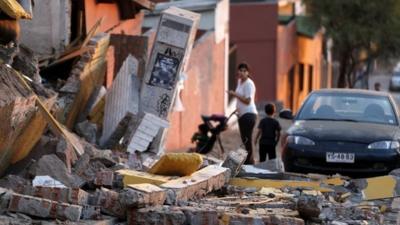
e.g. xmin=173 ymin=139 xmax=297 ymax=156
xmin=157 ymin=94 xmax=170 ymax=117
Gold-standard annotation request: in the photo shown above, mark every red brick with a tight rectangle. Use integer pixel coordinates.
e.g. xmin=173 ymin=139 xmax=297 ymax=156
xmin=94 ymin=188 xmax=125 ymax=219
xmin=94 ymin=171 xmax=114 ymax=187
xmin=119 ymin=184 xmax=166 ymax=208
xmin=8 ymin=193 xmax=82 ymax=221
xmin=24 ymin=186 xmax=89 ymax=205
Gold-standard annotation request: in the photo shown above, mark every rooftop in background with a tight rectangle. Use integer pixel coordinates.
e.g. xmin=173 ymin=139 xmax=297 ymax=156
xmin=145 ymin=0 xmax=222 ymax=14
xmin=295 ymin=16 xmax=320 ymax=38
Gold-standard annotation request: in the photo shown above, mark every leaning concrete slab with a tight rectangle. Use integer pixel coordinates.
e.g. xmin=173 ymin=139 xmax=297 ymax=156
xmin=160 ymin=165 xmax=230 ymax=204
xmin=100 ymin=55 xmax=140 ymax=146
xmin=139 ymin=7 xmax=200 ymax=152
xmin=140 ymin=7 xmax=200 ymax=116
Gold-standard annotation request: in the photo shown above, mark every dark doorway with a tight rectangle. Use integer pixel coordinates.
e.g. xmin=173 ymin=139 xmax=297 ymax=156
xmin=287 ymin=66 xmax=295 ymax=110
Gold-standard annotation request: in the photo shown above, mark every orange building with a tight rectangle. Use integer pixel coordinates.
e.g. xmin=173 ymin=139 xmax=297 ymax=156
xmin=230 ymin=1 xmax=327 ymax=112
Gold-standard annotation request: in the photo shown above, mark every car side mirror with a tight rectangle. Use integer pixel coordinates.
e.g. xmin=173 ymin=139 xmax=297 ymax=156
xmin=279 ymin=109 xmax=294 ymax=120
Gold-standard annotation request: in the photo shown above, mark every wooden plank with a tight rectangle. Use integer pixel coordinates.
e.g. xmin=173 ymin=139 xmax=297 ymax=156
xmin=10 ymin=94 xmax=57 ymax=163
xmin=88 ymin=95 xmax=105 ymax=126
xmin=46 ymin=46 xmax=91 ymax=68
xmin=0 ymin=0 xmax=31 ymax=19
xmin=63 ymin=33 xmax=110 ymax=129
xmin=10 ymin=65 xmax=84 ymax=156
xmin=0 ymin=64 xmax=36 ymax=175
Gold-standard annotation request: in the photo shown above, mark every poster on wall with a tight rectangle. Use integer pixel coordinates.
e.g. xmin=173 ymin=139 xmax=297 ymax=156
xmin=148 ymin=53 xmax=180 ymax=90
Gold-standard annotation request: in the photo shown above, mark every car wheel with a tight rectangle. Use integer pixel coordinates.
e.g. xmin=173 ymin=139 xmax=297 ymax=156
xmin=283 ymin=159 xmax=296 ymax=173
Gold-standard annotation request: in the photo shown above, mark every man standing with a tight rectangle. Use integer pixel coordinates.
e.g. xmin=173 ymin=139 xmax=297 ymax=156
xmin=228 ymin=62 xmax=258 ymax=164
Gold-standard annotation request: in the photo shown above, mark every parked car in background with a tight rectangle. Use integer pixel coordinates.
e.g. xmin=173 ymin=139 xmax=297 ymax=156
xmin=389 ymin=71 xmax=400 ymax=91
xmin=280 ymin=89 xmax=400 ymax=177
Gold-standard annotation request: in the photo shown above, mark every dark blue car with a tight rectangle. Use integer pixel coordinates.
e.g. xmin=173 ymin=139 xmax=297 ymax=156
xmin=280 ymin=89 xmax=400 ymax=177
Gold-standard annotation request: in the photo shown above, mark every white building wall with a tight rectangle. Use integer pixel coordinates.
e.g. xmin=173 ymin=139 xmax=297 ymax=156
xmin=20 ymin=0 xmax=71 ymax=58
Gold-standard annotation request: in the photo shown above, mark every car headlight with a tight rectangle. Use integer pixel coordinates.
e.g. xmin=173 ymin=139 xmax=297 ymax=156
xmin=367 ymin=141 xmax=400 ymax=149
xmin=287 ymin=135 xmax=315 ymax=146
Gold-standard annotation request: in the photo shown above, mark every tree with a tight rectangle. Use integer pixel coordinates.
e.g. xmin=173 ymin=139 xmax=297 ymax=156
xmin=303 ymin=0 xmax=400 ymax=88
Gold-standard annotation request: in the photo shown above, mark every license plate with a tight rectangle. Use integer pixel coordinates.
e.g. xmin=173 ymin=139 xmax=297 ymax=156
xmin=326 ymin=152 xmax=355 ymax=163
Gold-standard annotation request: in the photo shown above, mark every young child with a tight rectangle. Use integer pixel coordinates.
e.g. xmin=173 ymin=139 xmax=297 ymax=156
xmin=255 ymin=103 xmax=281 ymax=162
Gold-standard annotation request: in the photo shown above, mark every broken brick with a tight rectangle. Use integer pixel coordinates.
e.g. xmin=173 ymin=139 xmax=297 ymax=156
xmin=160 ymin=165 xmax=230 ymax=204
xmin=94 ymin=170 xmax=114 ymax=187
xmin=27 ymin=186 xmax=89 ymax=205
xmin=93 ymin=187 xmax=125 ymax=219
xmin=119 ymin=183 xmax=166 ymax=208
xmin=81 ymin=205 xmax=102 ymax=220
xmin=56 ymin=138 xmax=78 ymax=173
xmin=30 ymin=154 xmax=85 ymax=188
xmin=222 ymin=148 xmax=248 ymax=177
xmin=8 ymin=193 xmax=82 ymax=221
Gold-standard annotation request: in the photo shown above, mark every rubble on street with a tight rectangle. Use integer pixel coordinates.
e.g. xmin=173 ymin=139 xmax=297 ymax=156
xmin=0 ymin=1 xmax=399 ymax=225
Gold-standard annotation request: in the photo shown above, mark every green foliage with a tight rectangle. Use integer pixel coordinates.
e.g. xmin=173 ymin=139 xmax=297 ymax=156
xmin=303 ymin=0 xmax=400 ymax=87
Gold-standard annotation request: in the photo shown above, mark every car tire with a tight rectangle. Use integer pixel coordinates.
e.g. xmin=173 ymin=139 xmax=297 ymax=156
xmin=283 ymin=159 xmax=296 ymax=173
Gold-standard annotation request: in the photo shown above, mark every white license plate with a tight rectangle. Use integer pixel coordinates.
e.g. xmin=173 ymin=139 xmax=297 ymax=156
xmin=326 ymin=152 xmax=355 ymax=163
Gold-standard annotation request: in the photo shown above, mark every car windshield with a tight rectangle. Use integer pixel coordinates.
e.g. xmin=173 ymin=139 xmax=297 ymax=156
xmin=297 ymin=92 xmax=398 ymax=125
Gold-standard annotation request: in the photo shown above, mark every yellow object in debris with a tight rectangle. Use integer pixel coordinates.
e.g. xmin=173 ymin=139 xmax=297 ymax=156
xmin=117 ymin=169 xmax=173 ymax=187
xmin=362 ymin=175 xmax=397 ymax=200
xmin=258 ymin=187 xmax=295 ymax=198
xmin=148 ymin=153 xmax=203 ymax=176
xmin=0 ymin=0 xmax=31 ymax=19
xmin=323 ymin=177 xmax=345 ymax=186
xmin=230 ymin=178 xmax=334 ymax=192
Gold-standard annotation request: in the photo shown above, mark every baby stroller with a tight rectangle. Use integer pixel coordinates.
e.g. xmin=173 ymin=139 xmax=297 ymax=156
xmin=191 ymin=111 xmax=236 ymax=154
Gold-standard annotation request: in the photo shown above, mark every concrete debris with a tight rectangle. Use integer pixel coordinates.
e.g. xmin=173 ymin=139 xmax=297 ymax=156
xmin=121 ymin=112 xmax=169 ymax=153
xmin=222 ymin=148 xmax=247 ymax=177
xmin=75 ymin=120 xmax=98 ymax=144
xmin=32 ymin=175 xmax=66 ymax=188
xmin=30 ymin=154 xmax=85 ymax=188
xmin=160 ymin=165 xmax=230 ymax=204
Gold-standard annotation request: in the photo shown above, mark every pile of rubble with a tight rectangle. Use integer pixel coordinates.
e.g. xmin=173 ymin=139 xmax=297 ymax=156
xmin=1 ymin=144 xmax=400 ymax=225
